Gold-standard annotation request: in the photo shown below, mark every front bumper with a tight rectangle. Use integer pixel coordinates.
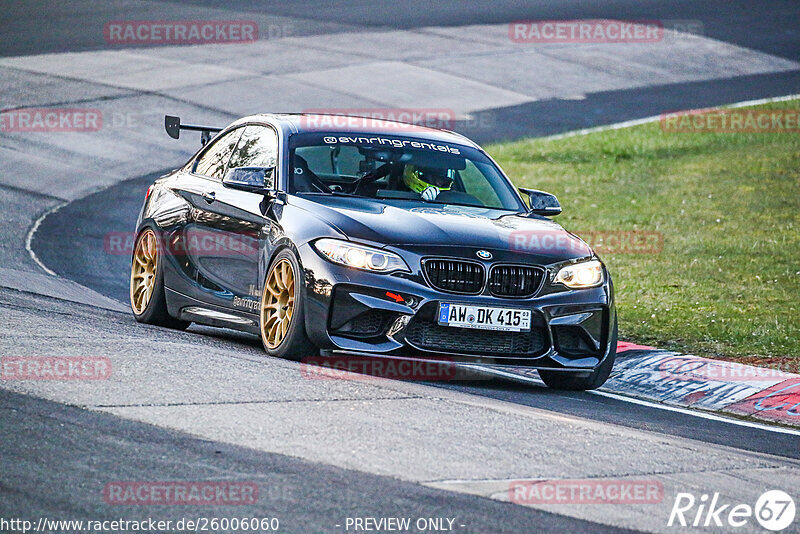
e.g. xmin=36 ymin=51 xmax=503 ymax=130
xmin=299 ymin=243 xmax=615 ymax=371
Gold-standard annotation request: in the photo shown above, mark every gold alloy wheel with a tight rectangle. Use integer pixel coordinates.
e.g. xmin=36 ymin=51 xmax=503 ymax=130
xmin=130 ymin=229 xmax=158 ymax=315
xmin=261 ymin=258 xmax=295 ymax=349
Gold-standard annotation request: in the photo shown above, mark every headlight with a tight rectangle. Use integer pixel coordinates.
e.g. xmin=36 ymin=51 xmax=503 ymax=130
xmin=554 ymin=259 xmax=604 ymax=289
xmin=313 ymin=238 xmax=410 ymax=273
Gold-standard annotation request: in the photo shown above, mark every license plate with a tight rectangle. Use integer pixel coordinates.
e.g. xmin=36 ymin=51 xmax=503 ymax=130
xmin=438 ymin=303 xmax=531 ymax=332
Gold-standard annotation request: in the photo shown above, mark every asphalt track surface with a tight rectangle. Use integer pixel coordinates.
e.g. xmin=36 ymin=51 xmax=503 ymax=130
xmin=33 ymin=171 xmax=800 ymax=462
xmin=2 ymin=1 xmax=800 ymax=141
xmin=2 ymin=388 xmax=631 ymax=534
xmin=3 ymin=0 xmax=799 ymax=58
xmin=3 ymin=1 xmax=800 ymax=533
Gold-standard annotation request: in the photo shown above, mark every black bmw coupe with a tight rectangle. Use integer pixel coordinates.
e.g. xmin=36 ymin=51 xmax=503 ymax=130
xmin=131 ymin=114 xmax=616 ymax=390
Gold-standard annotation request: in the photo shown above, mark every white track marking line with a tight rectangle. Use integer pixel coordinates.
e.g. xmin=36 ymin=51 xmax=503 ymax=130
xmin=474 ymin=365 xmax=800 ymax=437
xmin=543 ymin=93 xmax=800 ymax=140
xmin=591 ymin=389 xmax=800 ymax=437
xmin=25 ymin=201 xmax=66 ymax=277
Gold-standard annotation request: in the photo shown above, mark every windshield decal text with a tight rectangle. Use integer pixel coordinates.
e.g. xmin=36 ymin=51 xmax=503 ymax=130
xmin=322 ymin=135 xmax=461 ymax=155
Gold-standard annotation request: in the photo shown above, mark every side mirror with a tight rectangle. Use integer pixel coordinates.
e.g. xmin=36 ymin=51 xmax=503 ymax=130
xmin=223 ymin=167 xmax=276 ymax=195
xmin=519 ymin=188 xmax=562 ymax=216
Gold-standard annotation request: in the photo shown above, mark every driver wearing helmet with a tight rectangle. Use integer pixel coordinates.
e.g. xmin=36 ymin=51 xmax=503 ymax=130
xmin=402 ymin=165 xmax=453 ymax=201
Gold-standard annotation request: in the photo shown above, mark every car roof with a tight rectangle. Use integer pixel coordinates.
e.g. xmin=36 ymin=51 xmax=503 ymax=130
xmin=227 ymin=113 xmax=481 ymax=149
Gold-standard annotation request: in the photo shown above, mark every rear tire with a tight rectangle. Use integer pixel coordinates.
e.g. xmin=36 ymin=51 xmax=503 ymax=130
xmin=129 ymin=227 xmax=189 ymax=330
xmin=540 ymin=317 xmax=617 ymax=391
xmin=259 ymin=249 xmax=317 ymax=361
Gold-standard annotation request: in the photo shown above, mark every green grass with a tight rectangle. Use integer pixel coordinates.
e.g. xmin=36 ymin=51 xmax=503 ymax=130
xmin=488 ymin=99 xmax=800 ymax=364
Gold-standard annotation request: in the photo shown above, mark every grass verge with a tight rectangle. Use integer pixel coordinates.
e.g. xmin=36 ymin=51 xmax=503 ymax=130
xmin=489 ymin=99 xmax=800 ymax=366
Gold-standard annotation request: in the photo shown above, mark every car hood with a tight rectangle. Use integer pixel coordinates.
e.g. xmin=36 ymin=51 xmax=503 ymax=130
xmin=294 ymin=195 xmax=593 ymax=264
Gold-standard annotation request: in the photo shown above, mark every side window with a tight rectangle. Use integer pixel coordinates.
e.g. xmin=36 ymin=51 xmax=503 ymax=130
xmin=194 ymin=128 xmax=243 ymax=180
xmin=458 ymin=161 xmax=502 ymax=207
xmin=228 ymin=125 xmax=278 ymax=170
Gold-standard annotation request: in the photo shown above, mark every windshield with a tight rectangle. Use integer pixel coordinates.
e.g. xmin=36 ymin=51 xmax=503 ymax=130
xmin=288 ymin=133 xmax=525 ymax=211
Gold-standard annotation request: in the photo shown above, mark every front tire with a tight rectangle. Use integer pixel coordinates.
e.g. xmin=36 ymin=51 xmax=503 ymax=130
xmin=539 ymin=317 xmax=617 ymax=391
xmin=259 ymin=249 xmax=317 ymax=360
xmin=129 ymin=227 xmax=189 ymax=329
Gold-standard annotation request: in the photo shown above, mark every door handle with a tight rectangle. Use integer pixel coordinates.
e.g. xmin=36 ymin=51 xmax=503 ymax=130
xmin=202 ymin=191 xmax=216 ymax=204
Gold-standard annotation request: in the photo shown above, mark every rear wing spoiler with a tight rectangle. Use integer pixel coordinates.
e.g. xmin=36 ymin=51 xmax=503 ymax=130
xmin=165 ymin=115 xmax=222 ymax=146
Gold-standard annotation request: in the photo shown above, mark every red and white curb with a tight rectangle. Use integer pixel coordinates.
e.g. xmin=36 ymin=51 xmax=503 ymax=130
xmin=607 ymin=344 xmax=800 ymax=427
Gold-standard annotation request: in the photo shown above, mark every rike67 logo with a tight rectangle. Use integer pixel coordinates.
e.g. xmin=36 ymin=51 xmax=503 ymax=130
xmin=668 ymin=490 xmax=795 ymax=531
